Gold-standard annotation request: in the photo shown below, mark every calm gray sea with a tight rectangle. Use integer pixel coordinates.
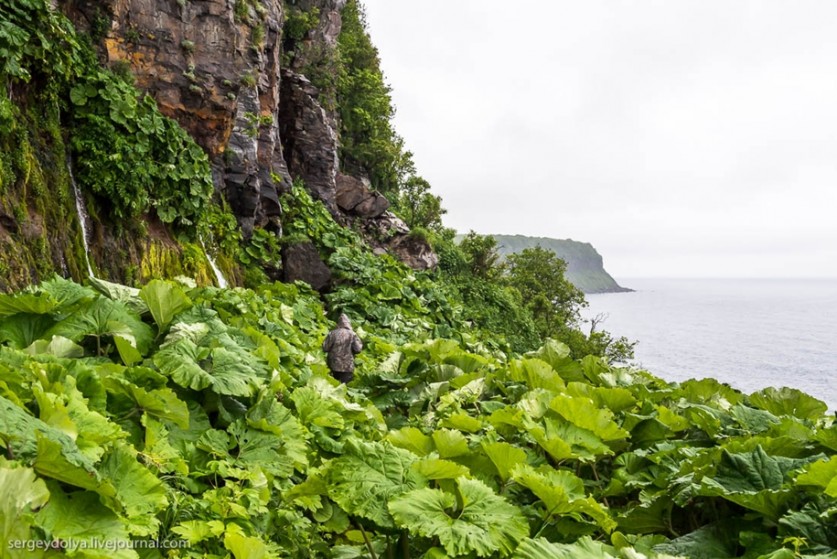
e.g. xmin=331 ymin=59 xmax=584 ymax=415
xmin=583 ymin=278 xmax=837 ymax=410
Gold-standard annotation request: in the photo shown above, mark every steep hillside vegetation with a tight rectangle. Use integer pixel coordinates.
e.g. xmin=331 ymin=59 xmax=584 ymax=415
xmin=2 ymin=2 xmax=836 ymax=559
xmin=1 ymin=213 xmax=836 ymax=558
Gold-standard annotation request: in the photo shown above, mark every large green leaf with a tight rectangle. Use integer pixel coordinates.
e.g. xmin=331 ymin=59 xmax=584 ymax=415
xmin=511 ymin=464 xmax=616 ymax=532
xmin=328 ymin=439 xmax=424 ymax=529
xmin=35 ymin=482 xmax=137 ymax=559
xmin=412 ymin=458 xmax=471 ymax=480
xmin=796 ymin=457 xmax=837 ymax=498
xmin=652 ymin=524 xmax=737 ymax=559
xmin=154 ymin=338 xmax=259 ymax=397
xmin=508 ymin=358 xmax=565 ymax=392
xmin=0 ymin=314 xmax=55 ymax=349
xmin=224 ymin=523 xmax=269 ymax=559
xmin=389 ymin=477 xmax=529 ymax=557
xmin=387 ymin=427 xmax=434 ymax=456
xmin=139 ymin=279 xmax=192 ymax=331
xmin=512 ymin=537 xmax=618 ymax=559
xmin=0 ymin=463 xmax=50 ymax=559
xmin=0 ymin=292 xmax=59 ymax=318
xmin=0 ymin=396 xmax=98 ymax=488
xmin=549 ymin=394 xmax=629 ymax=441
xmin=47 ymin=297 xmax=153 ymax=356
xmin=88 ymin=277 xmax=148 ymax=315
xmin=748 ymin=387 xmax=827 ymax=421
xmin=103 ymin=376 xmax=189 ymax=428
xmin=482 ymin=441 xmax=527 ymax=482
xmin=699 ymin=446 xmax=812 ymax=518
xmin=98 ymin=442 xmax=168 ymax=536
xmin=528 ymin=417 xmax=612 ymax=462
xmin=246 ymin=392 xmax=309 ymax=474
xmin=432 ymin=429 xmax=470 ymax=458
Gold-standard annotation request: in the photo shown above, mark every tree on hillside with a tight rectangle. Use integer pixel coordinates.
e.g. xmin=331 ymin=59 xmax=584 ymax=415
xmin=503 ymin=246 xmax=586 ymax=337
xmin=396 ymin=176 xmax=446 ymax=230
xmin=459 ymin=232 xmax=502 ymax=279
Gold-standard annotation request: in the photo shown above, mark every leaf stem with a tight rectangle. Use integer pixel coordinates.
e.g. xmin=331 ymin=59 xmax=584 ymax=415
xmin=355 ymin=519 xmax=378 ymax=559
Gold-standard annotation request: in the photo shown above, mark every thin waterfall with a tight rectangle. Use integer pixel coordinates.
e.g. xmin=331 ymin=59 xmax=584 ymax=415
xmin=200 ymin=237 xmax=229 ymax=288
xmin=67 ymin=159 xmax=94 ymax=277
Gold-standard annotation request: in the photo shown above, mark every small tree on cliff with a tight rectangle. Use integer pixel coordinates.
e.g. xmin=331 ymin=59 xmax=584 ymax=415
xmin=459 ymin=232 xmax=502 ymax=279
xmin=503 ymin=246 xmax=587 ymax=337
xmin=396 ymin=175 xmax=446 ymax=230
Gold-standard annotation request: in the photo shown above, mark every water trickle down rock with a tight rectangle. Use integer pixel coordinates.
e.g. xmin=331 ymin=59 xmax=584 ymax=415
xmin=200 ymin=238 xmax=229 ymax=289
xmin=67 ymin=161 xmax=95 ymax=277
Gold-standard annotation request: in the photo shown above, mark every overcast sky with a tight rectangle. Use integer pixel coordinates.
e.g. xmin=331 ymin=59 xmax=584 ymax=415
xmin=361 ymin=0 xmax=837 ymax=278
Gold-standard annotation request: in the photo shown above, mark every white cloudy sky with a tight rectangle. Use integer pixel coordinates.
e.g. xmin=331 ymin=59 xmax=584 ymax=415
xmin=361 ymin=0 xmax=837 ymax=278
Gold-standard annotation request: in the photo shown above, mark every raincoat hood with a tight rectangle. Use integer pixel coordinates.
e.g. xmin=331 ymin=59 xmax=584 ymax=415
xmin=337 ymin=314 xmax=352 ymax=330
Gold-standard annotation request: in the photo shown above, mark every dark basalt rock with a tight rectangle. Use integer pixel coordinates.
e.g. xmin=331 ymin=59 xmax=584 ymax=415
xmin=335 ymin=174 xmax=389 ymax=218
xmin=278 ymin=70 xmax=340 ymax=214
xmin=282 ymin=241 xmax=332 ymax=292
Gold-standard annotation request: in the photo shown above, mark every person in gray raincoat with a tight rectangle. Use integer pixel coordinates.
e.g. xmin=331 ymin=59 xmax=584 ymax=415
xmin=322 ymin=314 xmax=363 ymax=383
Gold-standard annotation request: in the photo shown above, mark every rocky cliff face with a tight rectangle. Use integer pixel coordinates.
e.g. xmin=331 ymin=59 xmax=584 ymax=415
xmin=62 ymin=0 xmax=433 ymax=269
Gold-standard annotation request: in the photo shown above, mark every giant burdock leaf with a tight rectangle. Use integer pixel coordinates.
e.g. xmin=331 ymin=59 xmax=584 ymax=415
xmin=103 ymin=376 xmax=189 ymax=428
xmin=528 ymin=339 xmax=585 ymax=382
xmin=0 ymin=396 xmax=98 ymax=489
xmin=33 ymin=435 xmax=103 ymax=492
xmin=796 ymin=457 xmax=837 ymax=497
xmin=98 ymin=442 xmax=168 ymax=536
xmin=528 ymin=418 xmax=612 ymax=462
xmin=37 ymin=276 xmax=97 ymax=309
xmin=708 ymin=446 xmax=804 ymax=492
xmin=0 ymin=291 xmax=59 ymax=318
xmin=482 ymin=441 xmax=527 ymax=482
xmin=389 ymin=477 xmax=529 ymax=558
xmin=387 ymin=427 xmax=434 ymax=456
xmin=512 ymin=537 xmax=620 ymax=559
xmin=432 ymin=428 xmax=470 ymax=458
xmin=566 ymin=383 xmax=637 ymax=413
xmin=507 ymin=358 xmax=565 ymax=392
xmin=139 ymin=279 xmax=192 ymax=331
xmin=89 ymin=277 xmax=148 ymax=315
xmin=777 ymin=502 xmax=837 ymax=556
xmin=154 ymin=339 xmax=258 ymax=397
xmin=0 ymin=314 xmax=55 ymax=349
xmin=35 ymin=482 xmax=136 ymax=559
xmin=699 ymin=446 xmax=815 ymax=518
xmin=549 ymin=394 xmax=629 ymax=441
xmin=652 ymin=523 xmax=738 ymax=559
xmin=246 ymin=392 xmax=309 ymax=473
xmin=0 ymin=463 xmax=50 ymax=558
xmin=412 ymin=458 xmax=471 ymax=480
xmin=748 ymin=387 xmax=827 ymax=422
xmin=224 ymin=523 xmax=268 ymax=559
xmin=511 ymin=464 xmax=616 ymax=532
xmin=46 ymin=297 xmax=153 ymax=356
xmin=328 ymin=439 xmax=424 ymax=529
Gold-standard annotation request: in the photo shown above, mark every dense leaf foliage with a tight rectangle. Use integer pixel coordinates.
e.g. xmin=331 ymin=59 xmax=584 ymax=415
xmin=0 ymin=271 xmax=835 ymax=558
xmin=1 ymin=0 xmax=215 ymax=231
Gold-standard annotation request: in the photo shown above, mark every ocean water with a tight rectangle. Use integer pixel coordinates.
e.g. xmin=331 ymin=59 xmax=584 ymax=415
xmin=583 ymin=278 xmax=837 ymax=410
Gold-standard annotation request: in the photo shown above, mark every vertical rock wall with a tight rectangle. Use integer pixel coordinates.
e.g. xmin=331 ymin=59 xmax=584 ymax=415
xmin=62 ymin=0 xmax=437 ymax=273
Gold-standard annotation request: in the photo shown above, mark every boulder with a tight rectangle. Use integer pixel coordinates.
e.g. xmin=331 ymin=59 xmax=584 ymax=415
xmin=335 ymin=173 xmax=390 ymax=217
xmin=388 ymin=234 xmax=439 ymax=271
xmin=282 ymin=241 xmax=332 ymax=292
